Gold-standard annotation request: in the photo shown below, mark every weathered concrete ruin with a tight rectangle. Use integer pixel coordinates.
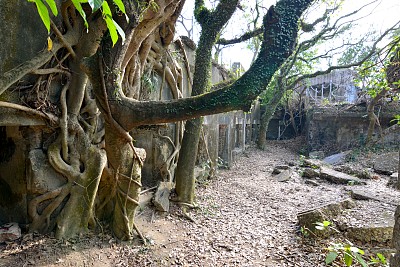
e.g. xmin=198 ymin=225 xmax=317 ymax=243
xmin=0 ymin=31 xmax=259 ymax=224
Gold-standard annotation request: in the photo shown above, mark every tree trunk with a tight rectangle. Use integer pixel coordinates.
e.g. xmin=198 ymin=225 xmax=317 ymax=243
xmin=397 ymin=148 xmax=400 ymax=190
xmin=257 ymin=75 xmax=286 ymax=150
xmin=391 ymin=205 xmax=400 ymax=266
xmin=175 ymin=0 xmax=239 ymax=204
xmin=175 ymin=118 xmax=202 ymax=204
xmin=104 ymin=123 xmax=146 ymax=240
xmin=365 ymin=88 xmax=387 ymax=145
xmin=52 ymin=143 xmax=107 ymax=239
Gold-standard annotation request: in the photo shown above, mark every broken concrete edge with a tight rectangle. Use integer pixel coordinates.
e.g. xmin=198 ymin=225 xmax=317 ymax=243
xmin=297 ymin=199 xmax=355 ymax=238
xmin=320 ymin=167 xmax=367 ymax=185
xmin=274 ymin=169 xmax=293 ymax=182
xmin=334 ymin=165 xmax=375 ymax=180
xmin=301 ymin=164 xmax=367 ymax=187
xmin=152 ymin=181 xmax=173 ymax=212
xmin=345 ymin=225 xmax=393 ymax=244
xmin=300 ymin=158 xmax=326 ymax=169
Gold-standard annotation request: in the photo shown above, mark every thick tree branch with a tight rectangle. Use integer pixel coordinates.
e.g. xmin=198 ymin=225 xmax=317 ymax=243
xmin=217 ymin=27 xmax=264 ymax=45
xmin=85 ymin=0 xmax=313 ymax=130
xmin=0 ymin=26 xmax=80 ymax=96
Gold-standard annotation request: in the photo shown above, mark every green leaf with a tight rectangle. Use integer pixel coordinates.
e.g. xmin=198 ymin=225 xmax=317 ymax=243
xmin=350 ymin=246 xmax=364 ymax=255
xmin=34 ymin=0 xmax=51 ymax=33
xmin=344 ymin=252 xmax=353 ymax=266
xmin=377 ymin=253 xmax=386 ymax=264
xmin=325 ymin=252 xmax=338 ymax=264
xmin=101 ymin=1 xmax=125 ymax=46
xmin=71 ymin=0 xmax=89 ymax=28
xmin=112 ymin=0 xmax=126 ymax=14
xmin=113 ymin=18 xmax=125 ymax=42
xmin=101 ymin=0 xmax=112 ymax=17
xmin=354 ymin=253 xmax=368 ymax=267
xmin=44 ymin=0 xmax=58 ymax=16
xmin=101 ymin=1 xmax=117 ymax=46
xmin=104 ymin=15 xmax=118 ymax=46
xmin=322 ymin=221 xmax=331 ymax=227
xmin=88 ymin=0 xmax=103 ymax=11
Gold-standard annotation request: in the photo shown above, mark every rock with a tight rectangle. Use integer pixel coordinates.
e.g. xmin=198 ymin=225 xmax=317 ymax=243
xmin=297 ymin=199 xmax=355 ymax=237
xmin=346 ymin=225 xmax=393 ymax=244
xmin=309 ymin=151 xmax=325 ymax=159
xmin=301 ymin=158 xmax=325 ymax=169
xmin=272 ymin=165 xmax=290 ymax=175
xmin=275 ymin=169 xmax=292 ymax=182
xmin=320 ymin=167 xmax=366 ymax=185
xmin=0 ymin=222 xmax=21 ymax=243
xmin=391 ymin=172 xmax=399 ymax=179
xmin=334 ymin=165 xmax=373 ymax=179
xmin=349 ymin=189 xmax=373 ymax=201
xmin=337 ymin=202 xmax=395 ymax=245
xmin=304 ymin=179 xmax=320 ymax=186
xmin=323 ymin=151 xmax=351 ymax=165
xmin=373 ymin=152 xmax=399 ymax=175
xmin=302 ymin=168 xmax=319 ymax=178
xmin=152 ymin=182 xmax=172 ymax=212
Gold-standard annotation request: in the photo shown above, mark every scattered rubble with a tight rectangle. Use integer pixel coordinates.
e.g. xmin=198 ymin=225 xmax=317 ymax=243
xmin=1 ymin=140 xmax=399 ymax=266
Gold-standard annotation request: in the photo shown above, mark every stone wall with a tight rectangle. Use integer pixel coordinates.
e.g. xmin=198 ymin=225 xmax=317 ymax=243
xmin=306 ymin=105 xmax=400 ymax=155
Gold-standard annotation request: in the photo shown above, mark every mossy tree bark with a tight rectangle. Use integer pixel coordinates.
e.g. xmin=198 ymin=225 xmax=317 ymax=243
xmin=257 ymin=73 xmax=286 ymax=150
xmin=89 ymin=0 xmax=314 ymax=212
xmin=106 ymin=0 xmax=314 ymax=128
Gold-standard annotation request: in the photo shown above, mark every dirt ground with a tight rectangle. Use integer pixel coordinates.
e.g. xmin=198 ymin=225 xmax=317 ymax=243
xmin=0 ymin=138 xmax=399 ymax=266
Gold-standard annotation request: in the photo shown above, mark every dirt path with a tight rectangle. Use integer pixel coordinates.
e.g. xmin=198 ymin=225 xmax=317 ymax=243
xmin=1 ymin=139 xmax=398 ymax=266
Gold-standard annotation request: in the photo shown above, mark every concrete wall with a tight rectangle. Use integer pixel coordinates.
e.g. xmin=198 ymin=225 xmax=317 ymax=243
xmin=0 ymin=1 xmax=47 ymax=74
xmin=306 ymin=105 xmax=400 ymax=155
